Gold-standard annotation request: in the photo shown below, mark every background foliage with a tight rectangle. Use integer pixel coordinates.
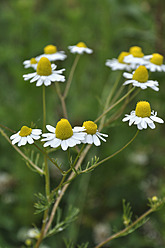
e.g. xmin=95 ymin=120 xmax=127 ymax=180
xmin=0 ymin=0 xmax=165 ymax=247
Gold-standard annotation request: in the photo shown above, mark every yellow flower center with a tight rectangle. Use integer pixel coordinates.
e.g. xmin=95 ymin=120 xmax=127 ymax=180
xmin=44 ymin=45 xmax=57 ymax=54
xmin=132 ymin=66 xmax=148 ymax=83
xmin=36 ymin=57 xmax=52 ymax=76
xmin=150 ymin=53 xmax=163 ymax=65
xmin=55 ymin=119 xmax=73 ymax=140
xmin=83 ymin=121 xmax=97 ymax=135
xmin=129 ymin=46 xmax=144 ymax=58
xmin=135 ymin=101 xmax=151 ymax=118
xmin=117 ymin=52 xmax=130 ymax=63
xmin=30 ymin=58 xmax=37 ymax=64
xmin=19 ymin=126 xmax=32 ymax=137
xmin=76 ymin=42 xmax=87 ymax=48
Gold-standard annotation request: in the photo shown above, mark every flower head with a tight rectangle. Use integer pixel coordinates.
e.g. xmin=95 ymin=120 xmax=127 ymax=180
xmin=23 ymin=57 xmax=65 ymax=86
xmin=123 ymin=65 xmax=159 ymax=91
xmin=36 ymin=44 xmax=67 ymax=62
xmin=68 ymin=42 xmax=93 ymax=54
xmin=122 ymin=101 xmax=164 ymax=130
xmin=143 ymin=53 xmax=165 ymax=72
xmin=41 ymin=119 xmax=86 ymax=151
xmin=10 ymin=126 xmax=42 ymax=146
xmin=105 ymin=51 xmax=131 ymax=71
xmin=23 ymin=58 xmax=38 ymax=70
xmin=82 ymin=121 xmax=108 ymax=146
xmin=124 ymin=46 xmax=145 ymax=68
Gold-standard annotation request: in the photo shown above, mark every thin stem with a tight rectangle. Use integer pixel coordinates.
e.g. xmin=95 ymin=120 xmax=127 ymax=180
xmin=0 ymin=127 xmax=44 ymax=175
xmin=0 ymin=124 xmax=15 ymax=133
xmin=42 ymin=85 xmax=46 ymax=132
xmin=55 ymin=83 xmax=68 ymax=119
xmin=81 ymin=130 xmax=139 ymax=173
xmin=34 ymin=143 xmax=65 ymax=175
xmin=95 ymin=87 xmax=135 ymax=123
xmin=63 ymin=54 xmax=80 ymax=99
xmin=99 ymin=71 xmax=122 ymax=130
xmin=43 ymin=144 xmax=91 ymax=236
xmin=95 ymin=207 xmax=154 ymax=248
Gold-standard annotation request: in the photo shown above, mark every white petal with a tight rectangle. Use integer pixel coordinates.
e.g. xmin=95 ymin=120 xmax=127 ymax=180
xmin=18 ymin=137 xmax=27 ymax=146
xmin=141 ymin=119 xmax=147 ymax=129
xmin=30 ymin=134 xmax=40 ymax=140
xmin=137 ymin=123 xmax=143 ymax=130
xmin=66 ymin=138 xmax=77 ymax=147
xmin=50 ymin=138 xmax=61 ymax=148
xmin=44 ymin=78 xmax=51 ymax=86
xmin=73 ymin=126 xmax=86 ymax=132
xmin=96 ymin=133 xmax=107 ymax=142
xmin=27 ymin=136 xmax=34 ymax=144
xmin=10 ymin=132 xmax=19 ymax=140
xmin=61 ymin=140 xmax=68 ymax=151
xmin=93 ymin=134 xmax=101 ymax=146
xmin=43 ymin=140 xmax=54 ymax=147
xmin=36 ymin=78 xmax=44 ymax=86
xmin=12 ymin=135 xmax=21 ymax=145
xmin=86 ymin=134 xmax=93 ymax=144
xmin=31 ymin=129 xmax=42 ymax=135
xmin=148 ymin=122 xmax=156 ymax=129
xmin=150 ymin=116 xmax=164 ymax=123
xmin=30 ymin=75 xmax=40 ymax=83
xmin=123 ymin=72 xmax=132 ymax=79
xmin=46 ymin=125 xmax=55 ymax=133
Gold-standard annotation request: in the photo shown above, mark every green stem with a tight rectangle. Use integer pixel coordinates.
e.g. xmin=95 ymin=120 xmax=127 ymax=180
xmin=34 ymin=143 xmax=65 ymax=174
xmin=95 ymin=87 xmax=135 ymax=124
xmin=55 ymin=83 xmax=68 ymax=119
xmin=99 ymin=71 xmax=122 ymax=130
xmin=0 ymin=127 xmax=44 ymax=175
xmin=81 ymin=130 xmax=139 ymax=173
xmin=63 ymin=54 xmax=80 ymax=99
xmin=95 ymin=207 xmax=154 ymax=248
xmin=43 ymin=85 xmax=46 ymax=132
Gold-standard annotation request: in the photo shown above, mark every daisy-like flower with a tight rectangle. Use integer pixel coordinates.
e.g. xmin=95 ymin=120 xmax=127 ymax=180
xmin=82 ymin=121 xmax=108 ymax=146
xmin=36 ymin=44 xmax=67 ymax=62
xmin=123 ymin=65 xmax=159 ymax=91
xmin=23 ymin=58 xmax=38 ymax=70
xmin=41 ymin=119 xmax=86 ymax=151
xmin=23 ymin=57 xmax=65 ymax=86
xmin=124 ymin=46 xmax=145 ymax=69
xmin=68 ymin=42 xmax=93 ymax=54
xmin=10 ymin=126 xmax=42 ymax=146
xmin=122 ymin=101 xmax=164 ymax=130
xmin=143 ymin=53 xmax=165 ymax=72
xmin=105 ymin=51 xmax=131 ymax=71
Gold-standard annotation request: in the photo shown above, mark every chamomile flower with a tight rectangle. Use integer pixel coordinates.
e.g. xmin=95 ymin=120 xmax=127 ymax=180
xmin=82 ymin=121 xmax=108 ymax=146
xmin=36 ymin=45 xmax=67 ymax=61
xmin=124 ymin=46 xmax=145 ymax=69
xmin=68 ymin=42 xmax=93 ymax=54
xmin=23 ymin=57 xmax=65 ymax=86
xmin=23 ymin=58 xmax=38 ymax=70
xmin=123 ymin=65 xmax=159 ymax=91
xmin=105 ymin=52 xmax=131 ymax=71
xmin=143 ymin=53 xmax=165 ymax=72
xmin=122 ymin=101 xmax=164 ymax=130
xmin=41 ymin=119 xmax=86 ymax=151
xmin=10 ymin=126 xmax=42 ymax=146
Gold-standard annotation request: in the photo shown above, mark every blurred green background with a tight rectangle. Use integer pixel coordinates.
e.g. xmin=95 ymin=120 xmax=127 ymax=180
xmin=0 ymin=0 xmax=165 ymax=247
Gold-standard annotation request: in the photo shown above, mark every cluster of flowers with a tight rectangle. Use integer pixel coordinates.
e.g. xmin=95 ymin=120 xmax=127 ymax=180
xmin=10 ymin=120 xmax=108 ymax=151
xmin=105 ymin=46 xmax=164 ymax=130
xmin=10 ymin=43 xmax=164 ymax=151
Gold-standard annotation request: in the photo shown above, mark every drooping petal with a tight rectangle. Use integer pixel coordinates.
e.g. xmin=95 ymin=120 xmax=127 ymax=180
xmin=61 ymin=140 xmax=68 ymax=151
xmin=46 ymin=125 xmax=55 ymax=133
xmin=12 ymin=135 xmax=21 ymax=145
xmin=27 ymin=135 xmax=34 ymax=144
xmin=93 ymin=134 xmax=101 ymax=146
xmin=150 ymin=116 xmax=164 ymax=123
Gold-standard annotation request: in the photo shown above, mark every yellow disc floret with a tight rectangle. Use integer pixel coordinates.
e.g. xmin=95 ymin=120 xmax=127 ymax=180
xmin=83 ymin=121 xmax=97 ymax=135
xmin=19 ymin=126 xmax=32 ymax=137
xmin=129 ymin=46 xmax=144 ymax=58
xmin=55 ymin=119 xmax=73 ymax=140
xmin=44 ymin=45 xmax=57 ymax=54
xmin=37 ymin=57 xmax=52 ymax=76
xmin=76 ymin=42 xmax=87 ymax=48
xmin=118 ymin=52 xmax=130 ymax=64
xmin=132 ymin=66 xmax=148 ymax=83
xmin=150 ymin=53 xmax=163 ymax=65
xmin=30 ymin=58 xmax=37 ymax=64
xmin=135 ymin=101 xmax=151 ymax=118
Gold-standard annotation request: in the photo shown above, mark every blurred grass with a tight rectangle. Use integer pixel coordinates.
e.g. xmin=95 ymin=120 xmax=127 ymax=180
xmin=0 ymin=0 xmax=165 ymax=247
